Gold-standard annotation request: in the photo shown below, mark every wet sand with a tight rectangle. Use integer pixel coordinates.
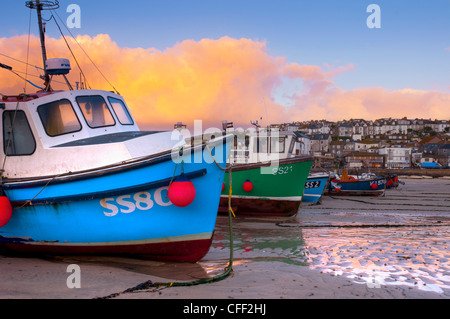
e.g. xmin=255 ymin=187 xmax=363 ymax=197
xmin=0 ymin=177 xmax=449 ymax=299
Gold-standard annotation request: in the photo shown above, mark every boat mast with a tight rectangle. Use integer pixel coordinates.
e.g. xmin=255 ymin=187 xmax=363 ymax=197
xmin=36 ymin=0 xmax=50 ymax=89
xmin=26 ymin=0 xmax=60 ymax=91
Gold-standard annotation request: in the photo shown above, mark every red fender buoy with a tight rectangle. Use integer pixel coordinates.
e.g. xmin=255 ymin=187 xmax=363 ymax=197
xmin=168 ymin=174 xmax=196 ymax=207
xmin=0 ymin=196 xmax=12 ymax=227
xmin=243 ymin=179 xmax=253 ymax=192
xmin=371 ymin=183 xmax=378 ymax=190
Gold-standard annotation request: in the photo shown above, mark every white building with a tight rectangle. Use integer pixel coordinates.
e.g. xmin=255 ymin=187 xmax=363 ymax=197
xmin=294 ymin=133 xmax=311 ymax=155
xmin=378 ymin=146 xmax=412 ymax=169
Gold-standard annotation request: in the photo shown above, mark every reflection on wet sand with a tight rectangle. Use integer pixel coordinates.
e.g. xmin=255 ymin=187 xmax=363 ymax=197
xmin=209 ymin=214 xmax=450 ymax=294
xmin=207 ymin=178 xmax=450 ymax=295
xmin=208 ymin=216 xmax=307 ymax=266
xmin=302 ymin=226 xmax=450 ymax=294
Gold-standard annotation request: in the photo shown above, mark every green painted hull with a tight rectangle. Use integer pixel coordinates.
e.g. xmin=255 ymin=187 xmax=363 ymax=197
xmin=219 ymin=156 xmax=313 ymax=217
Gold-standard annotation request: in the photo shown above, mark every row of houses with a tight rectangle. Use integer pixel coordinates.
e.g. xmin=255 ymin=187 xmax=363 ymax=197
xmin=279 ymin=118 xmax=450 ymax=169
xmin=297 ymin=134 xmax=450 ymax=169
xmin=283 ymin=118 xmax=450 ymax=137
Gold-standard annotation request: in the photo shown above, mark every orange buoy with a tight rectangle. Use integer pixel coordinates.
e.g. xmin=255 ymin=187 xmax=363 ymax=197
xmin=243 ymin=180 xmax=253 ymax=192
xmin=0 ymin=196 xmax=12 ymax=227
xmin=168 ymin=174 xmax=196 ymax=207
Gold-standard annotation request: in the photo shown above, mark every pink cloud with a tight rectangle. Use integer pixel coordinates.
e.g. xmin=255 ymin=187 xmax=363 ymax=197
xmin=1 ymin=34 xmax=448 ymax=130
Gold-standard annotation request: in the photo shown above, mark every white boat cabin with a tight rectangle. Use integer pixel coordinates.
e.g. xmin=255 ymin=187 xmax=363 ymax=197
xmin=228 ymin=129 xmax=304 ymax=165
xmin=0 ymin=90 xmax=181 ymax=179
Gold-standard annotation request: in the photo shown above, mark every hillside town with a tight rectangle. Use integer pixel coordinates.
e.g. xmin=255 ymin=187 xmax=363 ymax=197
xmin=273 ymin=118 xmax=450 ymax=169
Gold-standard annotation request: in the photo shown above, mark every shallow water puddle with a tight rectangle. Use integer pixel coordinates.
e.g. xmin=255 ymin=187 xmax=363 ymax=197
xmin=209 ymin=215 xmax=450 ymax=294
xmin=302 ymin=226 xmax=450 ymax=293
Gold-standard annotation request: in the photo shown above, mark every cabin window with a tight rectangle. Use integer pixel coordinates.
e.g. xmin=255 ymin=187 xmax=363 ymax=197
xmin=253 ymin=136 xmax=268 ymax=153
xmin=271 ymin=137 xmax=285 ymax=153
xmin=288 ymin=137 xmax=296 ymax=154
xmin=76 ymin=95 xmax=115 ymax=128
xmin=3 ymin=110 xmax=36 ymax=156
xmin=38 ymin=99 xmax=82 ymax=137
xmin=108 ymin=97 xmax=133 ymax=125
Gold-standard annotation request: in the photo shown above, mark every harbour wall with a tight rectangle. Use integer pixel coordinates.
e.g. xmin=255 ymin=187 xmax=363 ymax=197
xmin=311 ymin=168 xmax=450 ymax=178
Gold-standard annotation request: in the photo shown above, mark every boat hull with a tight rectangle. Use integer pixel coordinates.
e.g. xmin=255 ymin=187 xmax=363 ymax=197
xmin=0 ymin=137 xmax=232 ymax=262
xmin=302 ymin=173 xmax=329 ymax=204
xmin=328 ymin=176 xmax=386 ymax=196
xmin=0 ymin=234 xmax=213 ymax=262
xmin=386 ymin=174 xmax=400 ymax=189
xmin=219 ymin=157 xmax=313 ymax=217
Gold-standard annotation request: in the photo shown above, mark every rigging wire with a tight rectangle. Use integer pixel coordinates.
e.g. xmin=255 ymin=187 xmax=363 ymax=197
xmin=12 ymin=68 xmax=66 ymax=86
xmin=0 ymin=61 xmax=68 ymax=90
xmin=1 ymin=9 xmax=120 ymax=94
xmin=9 ymin=69 xmax=44 ymax=90
xmin=0 ymin=52 xmax=44 ymax=71
xmin=24 ymin=6 xmax=33 ymax=93
xmin=51 ymin=9 xmax=120 ymax=95
xmin=1 ymin=7 xmax=33 ymax=182
xmin=47 ymin=13 xmax=91 ymax=90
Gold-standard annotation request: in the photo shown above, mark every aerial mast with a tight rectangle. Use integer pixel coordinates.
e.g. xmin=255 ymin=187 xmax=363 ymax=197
xmin=25 ymin=0 xmax=60 ymax=91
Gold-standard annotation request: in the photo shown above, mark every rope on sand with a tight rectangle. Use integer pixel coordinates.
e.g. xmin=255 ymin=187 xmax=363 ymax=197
xmin=96 ymin=144 xmax=235 ymax=299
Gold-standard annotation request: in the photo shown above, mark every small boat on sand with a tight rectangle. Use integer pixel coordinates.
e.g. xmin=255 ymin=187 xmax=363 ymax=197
xmin=386 ymin=174 xmax=401 ymax=189
xmin=327 ymin=169 xmax=386 ymax=196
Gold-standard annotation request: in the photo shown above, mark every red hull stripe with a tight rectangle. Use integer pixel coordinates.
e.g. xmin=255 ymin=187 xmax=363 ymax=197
xmin=0 ymin=237 xmax=214 ymax=262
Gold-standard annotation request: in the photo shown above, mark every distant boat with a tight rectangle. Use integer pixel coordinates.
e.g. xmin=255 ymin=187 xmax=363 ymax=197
xmin=386 ymin=174 xmax=399 ymax=189
xmin=218 ymin=124 xmax=313 ymax=217
xmin=302 ymin=172 xmax=330 ymax=204
xmin=0 ymin=1 xmax=232 ymax=262
xmin=327 ymin=169 xmax=386 ymax=196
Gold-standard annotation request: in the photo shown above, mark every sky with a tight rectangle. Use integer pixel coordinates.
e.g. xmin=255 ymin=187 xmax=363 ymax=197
xmin=0 ymin=0 xmax=449 ymax=130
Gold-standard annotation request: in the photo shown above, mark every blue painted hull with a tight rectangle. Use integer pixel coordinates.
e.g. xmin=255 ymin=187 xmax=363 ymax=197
xmin=328 ymin=176 xmax=386 ymax=196
xmin=302 ymin=174 xmax=329 ymax=204
xmin=0 ymin=138 xmax=231 ymax=262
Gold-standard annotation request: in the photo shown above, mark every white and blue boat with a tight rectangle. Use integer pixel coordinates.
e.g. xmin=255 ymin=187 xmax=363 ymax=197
xmin=327 ymin=171 xmax=386 ymax=196
xmin=0 ymin=1 xmax=232 ymax=262
xmin=302 ymin=172 xmax=329 ymax=204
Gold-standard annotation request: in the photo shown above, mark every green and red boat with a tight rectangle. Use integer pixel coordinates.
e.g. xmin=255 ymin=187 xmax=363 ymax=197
xmin=218 ymin=127 xmax=313 ymax=217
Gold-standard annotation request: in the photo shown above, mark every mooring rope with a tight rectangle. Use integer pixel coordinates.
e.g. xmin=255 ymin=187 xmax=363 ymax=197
xmin=96 ymin=142 xmax=235 ymax=299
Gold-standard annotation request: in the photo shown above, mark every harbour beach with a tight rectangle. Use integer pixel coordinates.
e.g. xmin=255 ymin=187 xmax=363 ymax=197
xmin=0 ymin=2 xmax=449 ymax=312
xmin=0 ymin=177 xmax=449 ymax=300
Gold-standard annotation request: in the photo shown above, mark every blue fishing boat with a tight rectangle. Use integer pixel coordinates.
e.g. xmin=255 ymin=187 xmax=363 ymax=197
xmin=302 ymin=172 xmax=329 ymax=204
xmin=327 ymin=170 xmax=386 ymax=196
xmin=0 ymin=1 xmax=232 ymax=262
